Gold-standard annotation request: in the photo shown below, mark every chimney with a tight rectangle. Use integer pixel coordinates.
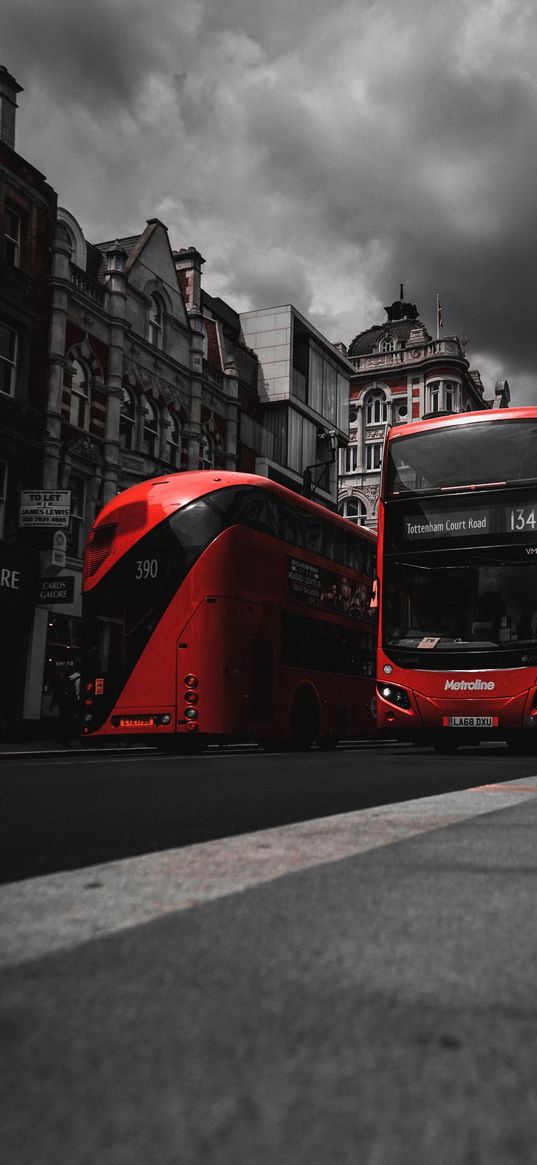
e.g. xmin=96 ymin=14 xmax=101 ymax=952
xmin=173 ymin=247 xmax=205 ymax=311
xmin=0 ymin=67 xmax=23 ymax=149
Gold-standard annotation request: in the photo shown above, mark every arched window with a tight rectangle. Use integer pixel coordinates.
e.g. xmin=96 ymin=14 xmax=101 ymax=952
xmin=380 ymin=337 xmax=395 ymax=353
xmin=148 ymin=295 xmax=164 ymax=348
xmin=142 ymin=399 xmax=159 ymax=457
xmin=200 ymin=431 xmax=215 ymax=469
xmin=119 ymin=387 xmax=136 ymax=450
xmin=69 ymin=358 xmax=90 ymax=428
xmin=166 ymin=412 xmax=188 ymax=469
xmin=339 ymin=497 xmax=367 ymax=526
xmin=365 ymin=389 xmax=388 ymax=425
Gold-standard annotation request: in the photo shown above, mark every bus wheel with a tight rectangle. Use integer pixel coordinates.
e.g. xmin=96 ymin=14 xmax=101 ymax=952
xmin=291 ymin=688 xmax=319 ymax=750
xmin=506 ymin=734 xmax=537 ymax=756
xmin=319 ymin=736 xmax=338 ymax=751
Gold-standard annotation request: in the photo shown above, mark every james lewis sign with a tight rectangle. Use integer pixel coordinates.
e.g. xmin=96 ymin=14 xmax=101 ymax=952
xmin=19 ymin=490 xmax=71 ymax=529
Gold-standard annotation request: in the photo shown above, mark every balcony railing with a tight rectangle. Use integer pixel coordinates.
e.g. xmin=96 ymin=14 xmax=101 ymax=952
xmin=70 ymin=264 xmax=105 ymax=304
xmin=351 ymin=337 xmax=464 ymax=372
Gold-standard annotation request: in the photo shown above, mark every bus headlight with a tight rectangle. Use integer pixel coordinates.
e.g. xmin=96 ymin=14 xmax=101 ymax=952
xmin=377 ymin=682 xmax=411 ymax=710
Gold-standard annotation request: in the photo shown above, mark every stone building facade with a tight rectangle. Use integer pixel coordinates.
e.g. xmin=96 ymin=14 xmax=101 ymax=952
xmin=1 ymin=67 xmax=352 ymax=736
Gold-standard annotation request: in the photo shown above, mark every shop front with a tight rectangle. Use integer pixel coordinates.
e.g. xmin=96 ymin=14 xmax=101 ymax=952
xmin=0 ymin=540 xmax=39 ymax=739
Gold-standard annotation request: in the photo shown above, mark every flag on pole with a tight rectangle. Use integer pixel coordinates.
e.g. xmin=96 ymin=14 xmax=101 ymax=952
xmin=436 ymin=293 xmax=443 ymax=337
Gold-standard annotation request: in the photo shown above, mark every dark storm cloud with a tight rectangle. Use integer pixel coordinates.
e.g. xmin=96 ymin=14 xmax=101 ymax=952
xmin=3 ymin=0 xmax=537 ymax=400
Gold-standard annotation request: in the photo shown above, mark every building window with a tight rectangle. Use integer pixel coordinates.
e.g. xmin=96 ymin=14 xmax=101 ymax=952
xmin=426 ymin=379 xmax=459 ymax=414
xmin=365 ymin=389 xmax=387 ymax=425
xmin=166 ymin=413 xmax=187 ymax=469
xmin=380 ymin=338 xmax=394 ymax=353
xmin=444 ymin=382 xmax=457 ymax=412
xmin=428 ymin=382 xmax=441 ymax=413
xmin=365 ymin=442 xmax=383 ymax=471
xmin=343 ymin=444 xmax=359 ymax=473
xmin=200 ymin=431 xmax=215 ymax=469
xmin=339 ymin=496 xmax=366 ymax=525
xmin=0 ymin=460 xmax=6 ymax=538
xmin=66 ymin=474 xmax=86 ymax=558
xmin=5 ymin=206 xmax=22 ymax=267
xmin=0 ymin=321 xmax=17 ymax=397
xmin=69 ymin=359 xmax=90 ymax=429
xmin=119 ymin=387 xmax=136 ymax=450
xmin=148 ymin=295 xmax=164 ymax=348
xmin=142 ymin=399 xmax=159 ymax=457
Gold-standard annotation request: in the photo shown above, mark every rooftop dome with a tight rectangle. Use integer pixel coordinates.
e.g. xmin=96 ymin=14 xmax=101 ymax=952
xmin=348 ymin=292 xmax=431 ymax=358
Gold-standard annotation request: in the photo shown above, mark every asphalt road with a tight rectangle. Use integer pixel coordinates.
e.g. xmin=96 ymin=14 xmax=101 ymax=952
xmin=2 ymin=744 xmax=537 ymax=1164
xmin=2 ymin=740 xmax=537 ymax=883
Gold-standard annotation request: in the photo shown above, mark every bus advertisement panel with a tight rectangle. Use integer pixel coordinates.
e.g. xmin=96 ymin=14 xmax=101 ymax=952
xmin=376 ymin=408 xmax=537 ymax=753
xmin=81 ymin=471 xmax=376 ymax=752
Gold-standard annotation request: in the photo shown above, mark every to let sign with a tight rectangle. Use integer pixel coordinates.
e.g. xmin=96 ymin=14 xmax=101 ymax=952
xmin=19 ymin=490 xmax=71 ymax=529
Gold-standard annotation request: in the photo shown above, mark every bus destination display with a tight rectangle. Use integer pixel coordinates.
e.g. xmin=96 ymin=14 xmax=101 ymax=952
xmin=403 ymin=503 xmax=537 ymax=541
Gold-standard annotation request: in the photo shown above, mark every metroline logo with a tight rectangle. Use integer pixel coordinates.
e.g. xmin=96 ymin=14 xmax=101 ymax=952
xmin=444 ymin=679 xmax=495 ymax=691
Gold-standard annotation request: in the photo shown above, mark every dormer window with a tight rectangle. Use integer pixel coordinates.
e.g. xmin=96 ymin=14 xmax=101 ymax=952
xmin=380 ymin=338 xmax=395 ymax=353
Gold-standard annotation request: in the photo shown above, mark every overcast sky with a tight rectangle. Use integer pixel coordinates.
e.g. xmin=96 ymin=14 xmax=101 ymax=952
xmin=4 ymin=0 xmax=537 ymax=402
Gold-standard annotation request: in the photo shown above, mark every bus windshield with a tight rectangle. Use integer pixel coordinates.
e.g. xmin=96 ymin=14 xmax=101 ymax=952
xmin=387 ymin=419 xmax=537 ymax=496
xmin=383 ymin=547 xmax=537 ymax=654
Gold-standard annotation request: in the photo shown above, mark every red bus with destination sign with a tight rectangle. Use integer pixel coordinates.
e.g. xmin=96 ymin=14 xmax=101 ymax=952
xmin=81 ymin=470 xmax=376 ymax=752
xmin=376 ymin=407 xmax=537 ymax=752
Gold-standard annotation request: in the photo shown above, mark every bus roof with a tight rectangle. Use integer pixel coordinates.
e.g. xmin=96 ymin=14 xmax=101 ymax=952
xmin=387 ymin=406 xmax=537 ymax=442
xmin=83 ymin=470 xmax=376 ymax=589
xmin=93 ymin=470 xmax=374 ymax=541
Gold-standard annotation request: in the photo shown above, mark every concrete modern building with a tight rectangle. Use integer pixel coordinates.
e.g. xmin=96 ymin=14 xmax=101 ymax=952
xmin=240 ymin=305 xmax=352 ymax=507
xmin=337 ymin=293 xmax=510 ymax=529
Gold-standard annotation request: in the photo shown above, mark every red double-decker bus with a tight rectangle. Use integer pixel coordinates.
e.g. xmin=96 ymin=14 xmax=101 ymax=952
xmin=81 ymin=470 xmax=376 ymax=752
xmin=376 ymin=407 xmax=537 ymax=752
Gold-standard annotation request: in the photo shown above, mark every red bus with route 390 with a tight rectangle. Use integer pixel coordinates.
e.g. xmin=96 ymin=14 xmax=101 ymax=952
xmin=81 ymin=470 xmax=376 ymax=751
xmin=376 ymin=407 xmax=537 ymax=753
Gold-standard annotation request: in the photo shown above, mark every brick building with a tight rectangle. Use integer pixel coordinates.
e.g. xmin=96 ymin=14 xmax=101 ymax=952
xmin=337 ymin=293 xmax=510 ymax=529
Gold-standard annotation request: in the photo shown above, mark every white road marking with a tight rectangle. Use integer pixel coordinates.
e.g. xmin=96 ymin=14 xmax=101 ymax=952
xmin=1 ymin=778 xmax=535 ymax=967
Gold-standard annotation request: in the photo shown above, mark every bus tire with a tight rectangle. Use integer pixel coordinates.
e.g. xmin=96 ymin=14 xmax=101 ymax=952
xmin=291 ymin=687 xmax=319 ymax=751
xmin=506 ymin=733 xmax=537 ymax=755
